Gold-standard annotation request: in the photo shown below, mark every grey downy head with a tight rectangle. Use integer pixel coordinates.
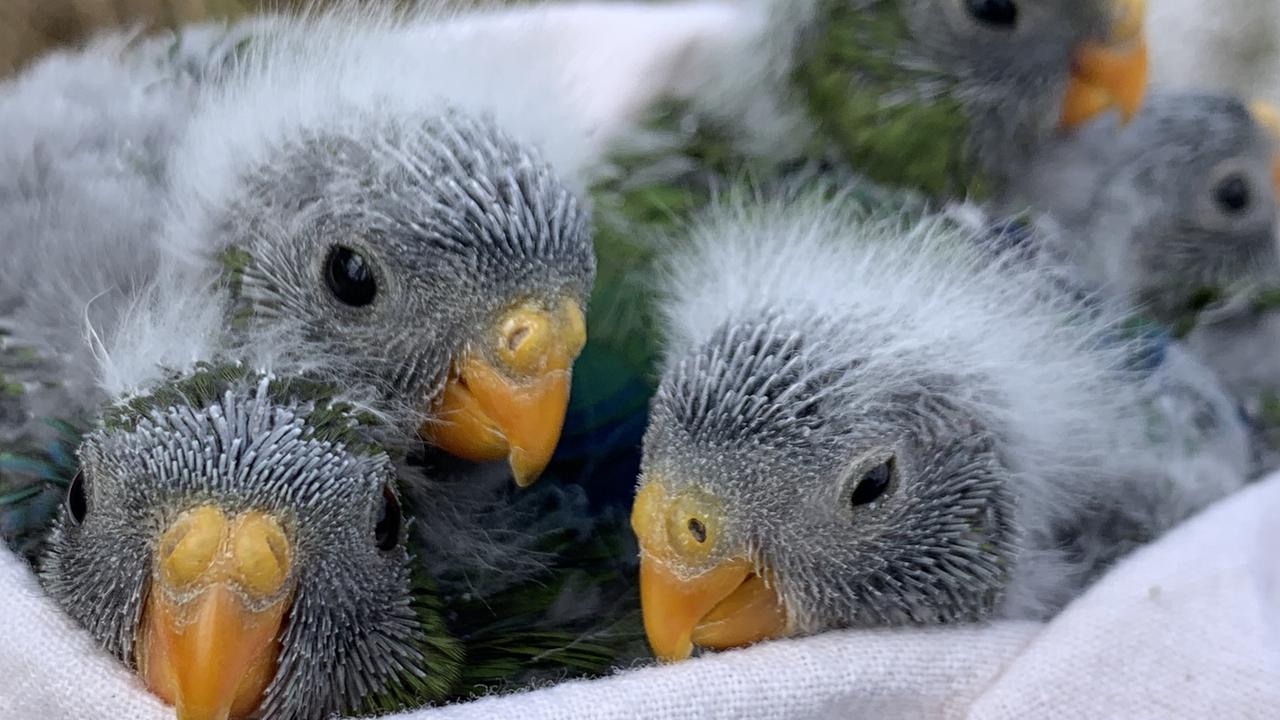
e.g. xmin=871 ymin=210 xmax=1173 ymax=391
xmin=633 ymin=311 xmax=1013 ymax=661
xmin=1094 ymin=95 xmax=1280 ymax=322
xmin=218 ymin=109 xmax=594 ymax=486
xmin=41 ymin=369 xmax=454 ymax=720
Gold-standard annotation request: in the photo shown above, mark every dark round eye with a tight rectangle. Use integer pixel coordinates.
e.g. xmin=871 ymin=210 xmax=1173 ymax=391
xmin=325 ymin=245 xmax=377 ymax=307
xmin=851 ymin=458 xmax=895 ymax=508
xmin=1213 ymin=174 xmax=1252 ymax=214
xmin=65 ymin=470 xmax=87 ymax=526
xmin=374 ymin=484 xmax=402 ymax=551
xmin=965 ymin=0 xmax=1018 ymax=28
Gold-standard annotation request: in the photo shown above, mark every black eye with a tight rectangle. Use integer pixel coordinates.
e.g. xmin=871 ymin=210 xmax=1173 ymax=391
xmin=65 ymin=470 xmax=87 ymax=526
xmin=1213 ymin=174 xmax=1252 ymax=214
xmin=850 ymin=458 xmax=895 ymax=508
xmin=965 ymin=0 xmax=1018 ymax=28
xmin=374 ymin=484 xmax=402 ymax=551
xmin=325 ymin=245 xmax=377 ymax=307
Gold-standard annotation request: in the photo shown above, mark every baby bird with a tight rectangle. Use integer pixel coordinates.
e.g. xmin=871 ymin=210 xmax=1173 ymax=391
xmin=1000 ymin=91 xmax=1280 ymax=474
xmin=162 ymin=7 xmax=598 ymax=485
xmin=608 ymin=0 xmax=1150 ymax=200
xmin=1 ymin=147 xmax=461 ymax=718
xmin=43 ymin=362 xmax=453 ymax=720
xmin=631 ymin=191 xmax=1248 ymax=661
xmin=580 ymin=0 xmax=1153 ymax=483
xmin=1003 ymin=91 xmax=1280 ymax=328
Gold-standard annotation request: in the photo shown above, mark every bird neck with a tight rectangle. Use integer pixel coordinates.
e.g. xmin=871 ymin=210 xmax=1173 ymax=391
xmin=789 ymin=0 xmax=988 ymax=200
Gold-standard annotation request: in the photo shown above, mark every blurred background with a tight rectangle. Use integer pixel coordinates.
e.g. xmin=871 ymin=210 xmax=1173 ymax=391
xmin=0 ymin=0 xmax=254 ymax=76
xmin=0 ymin=0 xmax=552 ymax=77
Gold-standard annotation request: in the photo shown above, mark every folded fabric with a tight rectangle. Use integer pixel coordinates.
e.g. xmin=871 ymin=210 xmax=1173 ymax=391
xmin=2 ymin=473 xmax=1276 ymax=719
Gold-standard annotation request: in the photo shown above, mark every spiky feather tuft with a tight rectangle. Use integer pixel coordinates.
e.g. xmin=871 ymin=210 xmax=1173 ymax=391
xmin=650 ymin=190 xmax=1249 ymax=621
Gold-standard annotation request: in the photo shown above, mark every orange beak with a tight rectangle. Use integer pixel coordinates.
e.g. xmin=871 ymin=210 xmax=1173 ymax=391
xmin=631 ymin=482 xmax=788 ymax=663
xmin=422 ymin=299 xmax=586 ymax=487
xmin=1059 ymin=0 xmax=1149 ymax=129
xmin=137 ymin=507 xmax=294 ymax=720
xmin=1250 ymin=101 xmax=1280 ymax=202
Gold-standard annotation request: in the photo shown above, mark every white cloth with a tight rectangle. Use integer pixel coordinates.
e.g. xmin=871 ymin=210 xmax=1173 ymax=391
xmin=2 ymin=474 xmax=1276 ymax=720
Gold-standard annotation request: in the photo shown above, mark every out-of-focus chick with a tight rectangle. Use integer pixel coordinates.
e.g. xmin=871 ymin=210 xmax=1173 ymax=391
xmin=1005 ymin=91 xmax=1280 ymax=327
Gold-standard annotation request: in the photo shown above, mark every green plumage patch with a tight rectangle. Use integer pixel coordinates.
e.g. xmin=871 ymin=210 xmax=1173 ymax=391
xmin=102 ymin=362 xmax=382 ymax=455
xmin=359 ymin=570 xmax=466 ymax=714
xmin=217 ymin=245 xmax=257 ymax=328
xmin=583 ymin=0 xmax=984 ymax=401
xmin=443 ymin=524 xmax=642 ymax=697
xmin=586 ymin=98 xmax=752 ymax=391
xmin=364 ymin=487 xmax=642 ymax=711
xmin=792 ymin=0 xmax=982 ymax=200
xmin=0 ymin=417 xmax=85 ymax=561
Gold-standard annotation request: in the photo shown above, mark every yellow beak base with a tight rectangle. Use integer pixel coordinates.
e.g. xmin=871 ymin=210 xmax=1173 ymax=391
xmin=1059 ymin=38 xmax=1148 ymax=130
xmin=136 ymin=507 xmax=294 ymax=720
xmin=421 ymin=300 xmax=585 ymax=487
xmin=631 ymin=482 xmax=788 ymax=663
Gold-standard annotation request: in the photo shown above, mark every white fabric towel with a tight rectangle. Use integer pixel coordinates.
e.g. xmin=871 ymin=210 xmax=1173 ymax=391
xmin=1 ymin=474 xmax=1276 ymax=720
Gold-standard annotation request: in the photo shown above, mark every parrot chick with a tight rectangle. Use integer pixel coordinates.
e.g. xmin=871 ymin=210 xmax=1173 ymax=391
xmin=27 ymin=256 xmax=459 ymax=720
xmin=650 ymin=0 xmax=1150 ymax=199
xmin=41 ymin=363 xmax=460 ymax=720
xmin=1004 ymin=91 xmax=1280 ymax=328
xmin=631 ymin=191 xmax=1247 ymax=661
xmin=581 ymin=0 xmax=1153 ymax=474
xmin=163 ymin=8 xmax=599 ymax=485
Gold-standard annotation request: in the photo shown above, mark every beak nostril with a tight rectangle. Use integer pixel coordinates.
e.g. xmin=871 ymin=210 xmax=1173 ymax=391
xmin=506 ymin=324 xmax=532 ymax=354
xmin=687 ymin=518 xmax=708 ymax=544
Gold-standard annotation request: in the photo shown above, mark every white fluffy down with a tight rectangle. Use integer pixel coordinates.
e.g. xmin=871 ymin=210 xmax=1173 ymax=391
xmin=160 ymin=1 xmax=726 ymax=264
xmin=0 ymin=30 xmax=210 ymax=422
xmin=656 ymin=193 xmax=1248 ymax=615
xmin=659 ymin=194 xmax=1140 ymax=482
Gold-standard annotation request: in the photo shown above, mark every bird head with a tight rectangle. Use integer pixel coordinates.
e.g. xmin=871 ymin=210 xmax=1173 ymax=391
xmin=791 ymin=0 xmax=1148 ymax=196
xmin=216 ymin=110 xmax=594 ymax=486
xmin=41 ymin=368 xmax=450 ymax=720
xmin=1086 ymin=94 xmax=1280 ymax=321
xmin=633 ymin=312 xmax=1014 ymax=662
xmin=625 ymin=187 xmax=1146 ymax=662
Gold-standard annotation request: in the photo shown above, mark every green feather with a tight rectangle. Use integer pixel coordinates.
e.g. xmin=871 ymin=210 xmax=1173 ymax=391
xmin=101 ymin=362 xmax=383 ymax=455
xmin=358 ymin=571 xmax=466 ymax=715
xmin=793 ymin=0 xmax=982 ymax=199
xmin=579 ymin=0 xmax=979 ymax=408
xmin=1 ymin=417 xmax=86 ymax=561
xmin=441 ymin=522 xmax=643 ymax=699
